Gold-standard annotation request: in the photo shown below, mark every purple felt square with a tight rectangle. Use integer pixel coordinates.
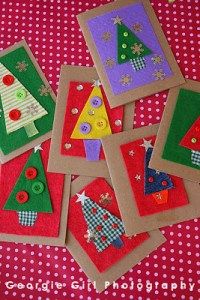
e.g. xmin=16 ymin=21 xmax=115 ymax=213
xmin=87 ymin=2 xmax=173 ymax=95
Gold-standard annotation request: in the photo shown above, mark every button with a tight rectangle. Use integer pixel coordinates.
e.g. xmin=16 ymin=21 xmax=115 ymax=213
xmin=71 ymin=108 xmax=79 ymax=115
xmin=121 ymin=54 xmax=126 ymax=60
xmin=15 ymin=88 xmax=27 ymax=101
xmin=9 ymin=109 xmax=21 ymax=121
xmin=2 ymin=74 xmax=15 ymax=86
xmin=95 ymin=118 xmax=107 ymax=130
xmin=148 ymin=176 xmax=154 ymax=183
xmin=76 ymin=84 xmax=83 ymax=91
xmin=64 ymin=143 xmax=72 ymax=150
xmin=32 ymin=181 xmax=44 ymax=194
xmin=191 ymin=138 xmax=197 ymax=144
xmin=16 ymin=191 xmax=29 ymax=203
xmin=161 ymin=180 xmax=168 ymax=186
xmin=122 ymin=43 xmax=127 ymax=49
xmin=25 ymin=167 xmax=37 ymax=180
xmin=123 ymin=32 xmax=128 ymax=37
xmin=115 ymin=119 xmax=122 ymax=126
xmin=80 ymin=122 xmax=91 ymax=134
xmin=90 ymin=96 xmax=102 ymax=108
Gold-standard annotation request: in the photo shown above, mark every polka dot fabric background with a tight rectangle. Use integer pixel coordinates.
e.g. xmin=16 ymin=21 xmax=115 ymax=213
xmin=0 ymin=0 xmax=199 ymax=299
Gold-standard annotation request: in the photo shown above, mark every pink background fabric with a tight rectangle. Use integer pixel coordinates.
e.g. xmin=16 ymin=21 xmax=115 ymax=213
xmin=0 ymin=0 xmax=199 ymax=299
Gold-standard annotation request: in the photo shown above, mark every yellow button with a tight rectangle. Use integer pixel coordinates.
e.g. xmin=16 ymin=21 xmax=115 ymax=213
xmin=191 ymin=138 xmax=197 ymax=143
xmin=95 ymin=118 xmax=107 ymax=130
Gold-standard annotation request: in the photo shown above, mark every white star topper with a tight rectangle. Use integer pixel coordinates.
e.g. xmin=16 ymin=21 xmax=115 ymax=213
xmin=140 ymin=139 xmax=153 ymax=151
xmin=92 ymin=79 xmax=102 ymax=87
xmin=34 ymin=144 xmax=43 ymax=153
xmin=76 ymin=191 xmax=90 ymax=205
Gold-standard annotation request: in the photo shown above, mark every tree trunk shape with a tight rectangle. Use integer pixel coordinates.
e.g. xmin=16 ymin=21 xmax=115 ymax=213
xmin=84 ymin=139 xmax=102 ymax=161
xmin=24 ymin=121 xmax=39 ymax=137
xmin=18 ymin=211 xmax=38 ymax=226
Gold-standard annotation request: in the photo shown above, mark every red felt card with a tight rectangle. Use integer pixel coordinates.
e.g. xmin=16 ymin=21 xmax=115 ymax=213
xmin=61 ymin=81 xmax=124 ymax=159
xmin=120 ymin=136 xmax=189 ymax=216
xmin=68 ymin=178 xmax=149 ymax=273
xmin=0 ymin=140 xmax=64 ymax=237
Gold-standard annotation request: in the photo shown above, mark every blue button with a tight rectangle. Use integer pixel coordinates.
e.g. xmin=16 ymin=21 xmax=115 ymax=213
xmin=90 ymin=96 xmax=102 ymax=108
xmin=80 ymin=122 xmax=91 ymax=134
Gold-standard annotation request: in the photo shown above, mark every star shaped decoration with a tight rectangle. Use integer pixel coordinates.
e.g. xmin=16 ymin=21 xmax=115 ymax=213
xmin=112 ymin=16 xmax=123 ymax=25
xmin=151 ymin=55 xmax=163 ymax=65
xmin=153 ymin=69 xmax=166 ymax=81
xmin=102 ymin=31 xmax=111 ymax=41
xmin=120 ymin=74 xmax=132 ymax=86
xmin=34 ymin=144 xmax=43 ymax=153
xmin=131 ymin=43 xmax=144 ymax=56
xmin=129 ymin=150 xmax=135 ymax=156
xmin=76 ymin=191 xmax=90 ymax=205
xmin=91 ymin=79 xmax=102 ymax=87
xmin=156 ymin=170 xmax=160 ymax=175
xmin=132 ymin=23 xmax=143 ymax=33
xmin=140 ymin=139 xmax=153 ymax=151
xmin=135 ymin=174 xmax=141 ymax=181
xmin=84 ymin=229 xmax=98 ymax=243
xmin=105 ymin=58 xmax=115 ymax=68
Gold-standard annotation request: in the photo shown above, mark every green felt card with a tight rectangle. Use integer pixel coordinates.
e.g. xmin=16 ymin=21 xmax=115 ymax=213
xmin=162 ymin=88 xmax=200 ymax=169
xmin=0 ymin=46 xmax=55 ymax=155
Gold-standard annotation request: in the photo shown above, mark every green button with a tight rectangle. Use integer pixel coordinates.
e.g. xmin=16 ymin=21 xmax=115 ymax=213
xmin=32 ymin=181 xmax=44 ymax=194
xmin=121 ymin=54 xmax=126 ymax=60
xmin=122 ymin=43 xmax=127 ymax=49
xmin=123 ymin=32 xmax=128 ymax=37
xmin=15 ymin=88 xmax=27 ymax=101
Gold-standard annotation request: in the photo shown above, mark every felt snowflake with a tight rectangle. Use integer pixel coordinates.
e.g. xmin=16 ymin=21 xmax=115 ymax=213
xmin=15 ymin=61 xmax=28 ymax=72
xmin=132 ymin=23 xmax=143 ymax=32
xmin=25 ymin=104 xmax=39 ymax=116
xmin=131 ymin=43 xmax=144 ymax=56
xmin=153 ymin=69 xmax=166 ymax=80
xmin=129 ymin=150 xmax=135 ymax=156
xmin=105 ymin=58 xmax=115 ymax=68
xmin=135 ymin=174 xmax=141 ymax=181
xmin=84 ymin=229 xmax=98 ymax=243
xmin=120 ymin=74 xmax=132 ymax=86
xmin=151 ymin=55 xmax=163 ymax=65
xmin=102 ymin=31 xmax=111 ymax=41
xmin=112 ymin=16 xmax=123 ymax=25
xmin=38 ymin=85 xmax=51 ymax=96
xmin=99 ymin=193 xmax=112 ymax=206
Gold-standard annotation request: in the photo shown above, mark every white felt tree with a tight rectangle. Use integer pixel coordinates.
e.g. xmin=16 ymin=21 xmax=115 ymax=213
xmin=0 ymin=62 xmax=48 ymax=137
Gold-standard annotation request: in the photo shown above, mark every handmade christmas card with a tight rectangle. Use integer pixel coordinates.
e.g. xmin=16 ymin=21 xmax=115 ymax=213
xmin=150 ymin=80 xmax=200 ymax=182
xmin=0 ymin=40 xmax=56 ymax=163
xmin=66 ymin=176 xmax=165 ymax=292
xmin=0 ymin=140 xmax=70 ymax=246
xmin=48 ymin=65 xmax=134 ymax=177
xmin=102 ymin=125 xmax=200 ymax=236
xmin=77 ymin=0 xmax=184 ymax=108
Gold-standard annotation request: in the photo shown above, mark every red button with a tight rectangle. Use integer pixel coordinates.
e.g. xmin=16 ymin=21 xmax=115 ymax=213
xmin=148 ymin=176 xmax=154 ymax=183
xmin=92 ymin=207 xmax=97 ymax=214
xmin=9 ymin=109 xmax=21 ymax=121
xmin=96 ymin=225 xmax=102 ymax=231
xmin=25 ymin=167 xmax=37 ymax=180
xmin=101 ymin=236 xmax=107 ymax=242
xmin=112 ymin=223 xmax=118 ymax=229
xmin=162 ymin=180 xmax=168 ymax=186
xmin=16 ymin=191 xmax=29 ymax=203
xmin=2 ymin=74 xmax=15 ymax=86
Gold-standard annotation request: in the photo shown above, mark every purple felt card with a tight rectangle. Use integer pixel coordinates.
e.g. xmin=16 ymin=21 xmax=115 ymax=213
xmin=87 ymin=2 xmax=173 ymax=95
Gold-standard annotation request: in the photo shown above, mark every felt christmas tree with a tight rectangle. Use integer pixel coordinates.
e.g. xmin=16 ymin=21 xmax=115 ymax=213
xmin=76 ymin=191 xmax=124 ymax=252
xmin=179 ymin=117 xmax=200 ymax=167
xmin=0 ymin=62 xmax=48 ymax=138
xmin=113 ymin=17 xmax=152 ymax=71
xmin=141 ymin=139 xmax=174 ymax=204
xmin=3 ymin=146 xmax=52 ymax=226
xmin=70 ymin=82 xmax=112 ymax=161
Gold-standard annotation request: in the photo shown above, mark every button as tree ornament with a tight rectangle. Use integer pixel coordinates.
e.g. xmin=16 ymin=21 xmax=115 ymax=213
xmin=25 ymin=167 xmax=37 ymax=180
xmin=95 ymin=118 xmax=107 ymax=130
xmin=9 ymin=109 xmax=21 ymax=121
xmin=15 ymin=88 xmax=27 ymax=101
xmin=32 ymin=181 xmax=44 ymax=194
xmin=90 ymin=96 xmax=102 ymax=108
xmin=16 ymin=191 xmax=29 ymax=203
xmin=79 ymin=122 xmax=91 ymax=135
xmin=2 ymin=74 xmax=15 ymax=86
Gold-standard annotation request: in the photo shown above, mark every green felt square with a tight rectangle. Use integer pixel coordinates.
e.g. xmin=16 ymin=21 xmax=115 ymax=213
xmin=162 ymin=88 xmax=200 ymax=170
xmin=0 ymin=46 xmax=55 ymax=155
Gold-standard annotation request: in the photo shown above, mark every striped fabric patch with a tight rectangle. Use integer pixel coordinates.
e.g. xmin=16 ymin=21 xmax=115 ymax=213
xmin=0 ymin=63 xmax=48 ymax=134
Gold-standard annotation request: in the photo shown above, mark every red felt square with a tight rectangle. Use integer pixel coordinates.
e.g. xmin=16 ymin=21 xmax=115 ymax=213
xmin=61 ymin=81 xmax=124 ymax=159
xmin=68 ymin=178 xmax=149 ymax=273
xmin=0 ymin=140 xmax=65 ymax=237
xmin=120 ymin=135 xmax=189 ymax=216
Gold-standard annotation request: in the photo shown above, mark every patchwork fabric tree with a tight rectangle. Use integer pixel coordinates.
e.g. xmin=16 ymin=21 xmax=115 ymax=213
xmin=179 ymin=117 xmax=200 ymax=167
xmin=142 ymin=139 xmax=174 ymax=204
xmin=76 ymin=191 xmax=124 ymax=252
xmin=113 ymin=17 xmax=152 ymax=71
xmin=3 ymin=147 xmax=52 ymax=226
xmin=70 ymin=82 xmax=112 ymax=161
xmin=0 ymin=62 xmax=48 ymax=138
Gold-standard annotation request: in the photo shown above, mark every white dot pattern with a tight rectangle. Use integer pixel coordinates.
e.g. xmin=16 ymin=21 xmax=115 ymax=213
xmin=0 ymin=0 xmax=199 ymax=299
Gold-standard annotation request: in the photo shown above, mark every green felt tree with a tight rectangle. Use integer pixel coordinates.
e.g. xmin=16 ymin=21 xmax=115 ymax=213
xmin=3 ymin=147 xmax=52 ymax=226
xmin=116 ymin=21 xmax=152 ymax=71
